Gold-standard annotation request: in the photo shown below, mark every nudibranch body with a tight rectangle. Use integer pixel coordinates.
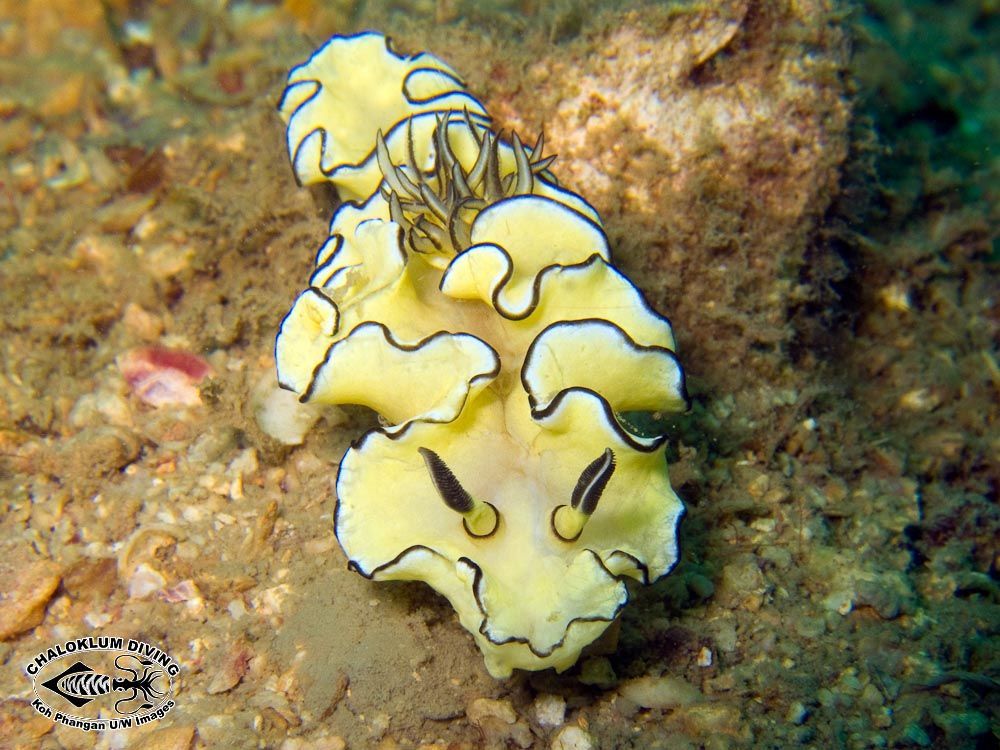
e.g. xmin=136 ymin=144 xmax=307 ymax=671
xmin=276 ymin=31 xmax=689 ymax=678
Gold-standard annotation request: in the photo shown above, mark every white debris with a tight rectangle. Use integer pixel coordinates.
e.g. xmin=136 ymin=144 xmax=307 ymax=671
xmin=551 ymin=726 xmax=594 ymax=750
xmin=619 ymin=675 xmax=702 ymax=709
xmin=252 ymin=375 xmax=326 ymax=445
xmin=533 ymin=693 xmax=566 ymax=728
xmin=128 ymin=562 xmax=166 ymax=599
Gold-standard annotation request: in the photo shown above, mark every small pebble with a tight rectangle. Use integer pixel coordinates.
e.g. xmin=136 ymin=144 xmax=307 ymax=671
xmin=207 ymin=641 xmax=252 ymax=695
xmin=793 ymin=615 xmax=826 ymax=638
xmin=533 ymin=693 xmax=566 ymax=728
xmin=467 ymin=697 xmax=516 ymax=726
xmin=128 ymin=562 xmax=166 ymax=599
xmin=551 ymin=726 xmax=594 ymax=750
xmin=716 ymin=555 xmax=766 ymax=610
xmin=709 ymin=619 xmax=738 ymax=652
xmin=933 ymin=710 xmax=990 ymax=740
xmin=786 ymin=701 xmax=809 ymax=725
xmin=900 ymin=723 xmax=932 ymax=747
xmin=816 ymin=688 xmax=838 ymax=709
xmin=687 ymin=572 xmax=715 ymax=600
xmin=855 ymin=573 xmax=914 ymax=619
xmin=0 ymin=553 xmax=61 ymax=640
xmin=122 ymin=301 xmax=165 ymax=340
xmin=69 ymin=389 xmax=133 ymax=428
xmin=821 ymin=589 xmax=854 ymax=616
xmin=579 ymin=656 xmax=616 ymax=687
xmin=370 ymin=712 xmax=390 ymax=738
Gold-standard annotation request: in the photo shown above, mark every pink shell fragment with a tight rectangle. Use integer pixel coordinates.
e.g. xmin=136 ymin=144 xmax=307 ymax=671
xmin=119 ymin=346 xmax=213 ymax=407
xmin=159 ymin=579 xmax=201 ymax=603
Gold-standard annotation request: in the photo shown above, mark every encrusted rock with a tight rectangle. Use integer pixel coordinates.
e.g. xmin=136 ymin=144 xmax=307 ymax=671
xmin=715 ymin=554 xmax=767 ymax=611
xmin=855 ymin=571 xmax=916 ymax=619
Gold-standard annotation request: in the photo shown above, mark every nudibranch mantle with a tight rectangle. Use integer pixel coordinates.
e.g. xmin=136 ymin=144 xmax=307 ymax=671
xmin=276 ymin=31 xmax=689 ymax=678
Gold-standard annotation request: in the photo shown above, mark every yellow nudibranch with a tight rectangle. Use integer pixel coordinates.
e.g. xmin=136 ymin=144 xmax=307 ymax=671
xmin=276 ymin=31 xmax=689 ymax=678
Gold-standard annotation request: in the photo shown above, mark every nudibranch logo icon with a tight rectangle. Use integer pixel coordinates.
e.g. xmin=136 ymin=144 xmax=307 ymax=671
xmin=26 ymin=637 xmax=178 ymax=731
xmin=41 ymin=655 xmax=167 ymax=712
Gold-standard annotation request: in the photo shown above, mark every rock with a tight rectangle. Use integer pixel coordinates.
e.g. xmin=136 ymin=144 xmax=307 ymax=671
xmin=793 ymin=614 xmax=826 ymax=639
xmin=0 ymin=698 xmax=54 ymax=745
xmin=855 ymin=572 xmax=916 ymax=619
xmin=533 ymin=693 xmax=566 ymax=728
xmin=786 ymin=702 xmax=809 ymax=725
xmin=467 ymin=697 xmax=516 ymax=726
xmin=579 ymin=656 xmax=616 ymax=688
xmin=716 ymin=554 xmax=766 ymax=611
xmin=708 ymin=618 xmax=738 ymax=653
xmin=370 ymin=711 xmax=390 ymax=739
xmin=121 ymin=300 xmax=165 ymax=340
xmin=68 ymin=389 xmax=133 ymax=429
xmin=0 ymin=550 xmax=61 ymax=640
xmin=821 ymin=589 xmax=854 ymax=616
xmin=62 ymin=557 xmax=118 ymax=601
xmin=467 ymin=697 xmax=530 ymax=748
xmin=687 ymin=572 xmax=715 ymax=600
xmin=53 ymin=425 xmax=143 ymax=490
xmin=185 ymin=426 xmax=240 ymax=465
xmin=551 ymin=726 xmax=594 ymax=750
xmin=196 ymin=713 xmax=237 ymax=745
xmin=900 ymin=723 xmax=932 ymax=747
xmin=536 ymin=0 xmax=851 ymax=406
xmin=207 ymin=640 xmax=252 ymax=694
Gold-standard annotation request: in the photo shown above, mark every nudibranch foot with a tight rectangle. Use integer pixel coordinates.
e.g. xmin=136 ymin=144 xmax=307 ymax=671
xmin=277 ymin=31 xmax=689 ymax=678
